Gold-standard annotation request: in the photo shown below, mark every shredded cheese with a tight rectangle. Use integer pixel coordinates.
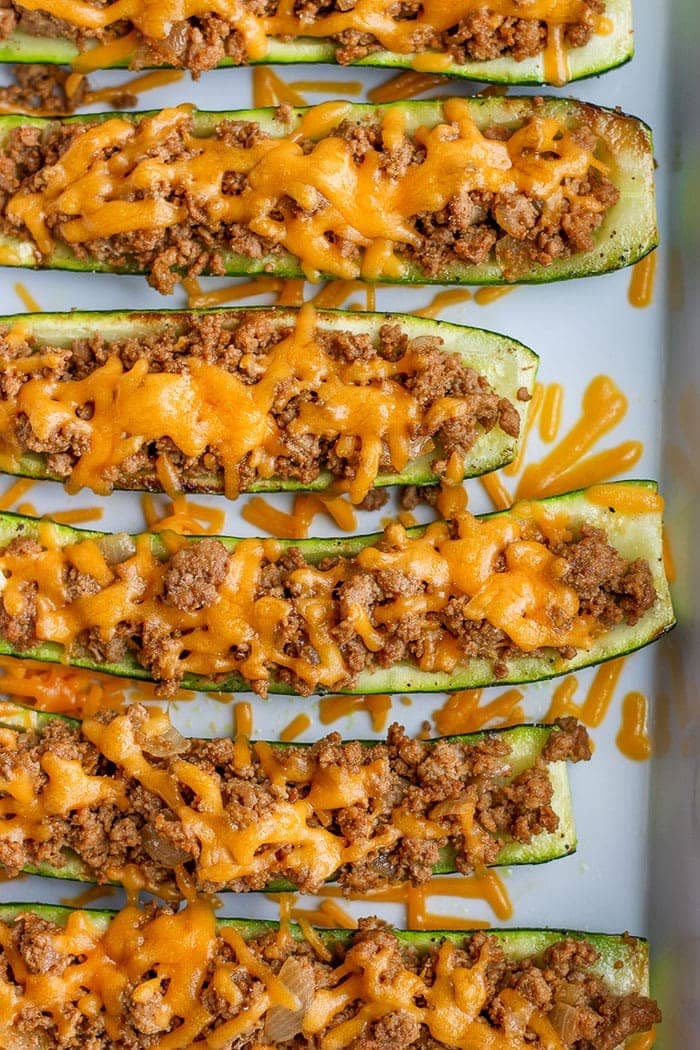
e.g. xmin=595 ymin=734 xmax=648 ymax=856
xmin=505 ymin=384 xmax=545 ymax=478
xmin=544 ymin=659 xmax=625 ymax=727
xmin=280 ymin=713 xmax=312 ymax=741
xmin=12 ymin=282 xmax=41 ymax=312
xmin=242 ymin=493 xmax=357 ymax=539
xmin=142 ymin=494 xmax=227 ymax=536
xmin=516 ymin=375 xmax=633 ymax=500
xmin=291 ymin=898 xmax=358 ymax=930
xmin=252 ymin=67 xmax=307 ymax=107
xmin=4 ymin=100 xmax=608 ymax=283
xmin=0 ymin=654 xmax=193 ymax=717
xmin=84 ymin=68 xmax=184 ymax=105
xmin=539 ymin=383 xmax=564 ymax=444
xmin=628 ymin=252 xmax=657 ymax=309
xmin=48 ymin=507 xmax=104 ymax=524
xmin=616 ymin=691 xmax=652 ymax=760
xmin=479 ymin=471 xmax=513 ymax=511
xmin=473 ymin=286 xmax=516 ymax=306
xmin=318 ymin=694 xmax=392 ymax=733
xmin=368 ymin=71 xmax=449 ymax=104
xmin=0 ymin=478 xmax=36 ymax=511
xmin=406 ymin=871 xmax=513 ymax=929
xmin=184 ymin=275 xmax=283 ymax=308
xmin=291 ymin=79 xmax=363 ymax=96
xmin=415 ymin=289 xmax=472 ymax=318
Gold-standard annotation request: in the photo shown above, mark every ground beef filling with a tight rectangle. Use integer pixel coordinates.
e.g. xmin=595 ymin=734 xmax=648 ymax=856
xmin=1 ymin=909 xmax=662 ymax=1050
xmin=0 ymin=708 xmax=589 ymax=892
xmin=0 ymin=107 xmax=620 ymax=293
xmin=0 ymin=521 xmax=657 ymax=696
xmin=0 ymin=311 xmax=522 ymax=493
xmin=0 ymin=1 xmax=607 ymax=75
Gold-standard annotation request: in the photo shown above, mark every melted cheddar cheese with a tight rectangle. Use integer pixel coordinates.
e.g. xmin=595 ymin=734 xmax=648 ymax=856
xmin=0 ymin=901 xmax=573 ymax=1049
xmin=13 ymin=0 xmax=608 ymax=75
xmin=0 ymin=305 xmax=502 ymax=504
xmin=4 ymin=100 xmax=607 ymax=282
xmin=0 ymin=506 xmax=606 ymax=694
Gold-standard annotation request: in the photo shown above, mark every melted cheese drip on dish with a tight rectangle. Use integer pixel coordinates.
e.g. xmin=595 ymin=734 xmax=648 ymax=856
xmin=544 ymin=658 xmax=625 ymax=728
xmin=628 ymin=252 xmax=657 ymax=309
xmin=4 ymin=99 xmax=607 ymax=282
xmin=13 ymin=0 xmax=607 ymax=76
xmin=516 ymin=376 xmax=640 ymax=500
xmin=0 ymin=304 xmax=493 ymax=504
xmin=616 ymin=691 xmax=652 ymax=761
xmin=0 ymin=504 xmax=613 ymax=693
xmin=433 ymin=688 xmax=525 ymax=735
xmin=0 ymin=706 xmax=525 ymax=890
xmin=0 ymin=902 xmax=580 ymax=1049
xmin=242 ymin=492 xmax=357 ymax=539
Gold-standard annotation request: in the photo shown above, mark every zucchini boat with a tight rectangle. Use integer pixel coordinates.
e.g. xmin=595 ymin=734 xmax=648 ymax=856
xmin=0 ymin=702 xmax=584 ymax=893
xmin=0 ymin=96 xmax=657 ymax=291
xmin=0 ymin=0 xmax=634 ymax=86
xmin=0 ymin=305 xmax=538 ymax=501
xmin=0 ymin=901 xmax=661 ymax=1049
xmin=0 ymin=482 xmax=674 ymax=696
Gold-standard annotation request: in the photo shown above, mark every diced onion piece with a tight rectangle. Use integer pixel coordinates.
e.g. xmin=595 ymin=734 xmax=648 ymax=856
xmin=6 ymin=1034 xmax=45 ymax=1050
xmin=429 ymin=796 xmax=469 ymax=820
xmin=548 ymin=1001 xmax=581 ymax=1043
xmin=141 ymin=823 xmax=190 ymax=868
xmin=263 ymin=956 xmax=315 ymax=1042
xmin=97 ymin=532 xmax=136 ymax=565
xmin=139 ymin=723 xmax=188 ymax=758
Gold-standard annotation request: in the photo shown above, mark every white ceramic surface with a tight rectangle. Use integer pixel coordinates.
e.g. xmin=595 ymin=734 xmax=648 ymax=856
xmin=0 ymin=1 xmax=697 ymax=1044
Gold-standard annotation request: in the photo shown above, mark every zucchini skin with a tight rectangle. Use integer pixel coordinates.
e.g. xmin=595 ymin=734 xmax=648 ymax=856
xmin=0 ymin=704 xmax=577 ymax=888
xmin=0 ymin=305 xmax=539 ymax=494
xmin=0 ymin=482 xmax=676 ymax=695
xmin=0 ymin=96 xmax=657 ymax=287
xmin=0 ymin=0 xmax=634 ymax=85
xmin=0 ymin=903 xmax=651 ymax=999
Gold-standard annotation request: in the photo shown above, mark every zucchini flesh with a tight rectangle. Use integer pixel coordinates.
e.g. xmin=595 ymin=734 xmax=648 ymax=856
xmin=0 ymin=305 xmax=538 ymax=493
xmin=0 ymin=903 xmax=652 ymax=999
xmin=0 ymin=96 xmax=657 ymax=287
xmin=0 ymin=0 xmax=633 ymax=85
xmin=0 ymin=482 xmax=675 ymax=695
xmin=0 ymin=703 xmax=577 ymax=889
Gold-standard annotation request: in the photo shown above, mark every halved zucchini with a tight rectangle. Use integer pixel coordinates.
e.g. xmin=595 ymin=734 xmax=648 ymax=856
xmin=0 ymin=0 xmax=634 ymax=85
xmin=0 ymin=902 xmax=655 ymax=1049
xmin=0 ymin=481 xmax=675 ymax=694
xmin=0 ymin=703 xmax=578 ymax=889
xmin=0 ymin=96 xmax=657 ymax=287
xmin=0 ymin=305 xmax=538 ymax=495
